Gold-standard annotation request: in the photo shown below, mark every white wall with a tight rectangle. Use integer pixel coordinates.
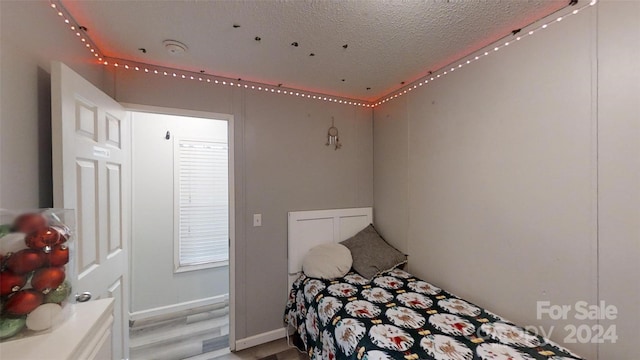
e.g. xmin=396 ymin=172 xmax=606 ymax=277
xmin=373 ymin=2 xmax=639 ymax=359
xmin=112 ymin=67 xmax=374 ymax=339
xmin=130 ymin=112 xmax=230 ymax=314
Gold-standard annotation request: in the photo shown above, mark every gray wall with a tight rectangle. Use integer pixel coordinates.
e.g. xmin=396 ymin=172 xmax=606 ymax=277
xmin=373 ymin=2 xmax=639 ymax=359
xmin=596 ymin=1 xmax=640 ymax=358
xmin=112 ymin=67 xmax=374 ymax=338
xmin=3 ymin=1 xmax=637 ymax=356
xmin=372 ymin=96 xmax=408 ymax=253
xmin=0 ymin=1 xmax=107 ymax=209
xmin=1 ymin=0 xmax=374 ymax=340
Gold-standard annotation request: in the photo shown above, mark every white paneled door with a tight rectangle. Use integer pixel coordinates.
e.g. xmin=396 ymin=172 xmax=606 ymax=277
xmin=51 ymin=62 xmax=130 ymax=360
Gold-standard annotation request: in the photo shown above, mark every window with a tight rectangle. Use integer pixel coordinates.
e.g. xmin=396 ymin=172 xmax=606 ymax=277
xmin=175 ymin=138 xmax=229 ymax=271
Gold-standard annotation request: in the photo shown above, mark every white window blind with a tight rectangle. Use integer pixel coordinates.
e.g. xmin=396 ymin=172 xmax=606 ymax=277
xmin=176 ymin=139 xmax=228 ymax=268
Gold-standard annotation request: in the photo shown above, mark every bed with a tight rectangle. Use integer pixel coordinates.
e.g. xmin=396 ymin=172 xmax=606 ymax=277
xmin=284 ymin=207 xmax=584 ymax=360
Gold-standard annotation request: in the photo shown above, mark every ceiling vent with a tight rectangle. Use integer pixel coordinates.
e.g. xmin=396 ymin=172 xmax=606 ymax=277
xmin=163 ymin=40 xmax=188 ymax=56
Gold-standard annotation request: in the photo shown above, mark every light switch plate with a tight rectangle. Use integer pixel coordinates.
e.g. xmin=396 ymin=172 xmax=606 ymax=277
xmin=253 ymin=214 xmax=262 ymax=227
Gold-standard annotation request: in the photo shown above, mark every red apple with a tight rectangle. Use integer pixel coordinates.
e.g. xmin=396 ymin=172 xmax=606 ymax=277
xmin=31 ymin=267 xmax=66 ymax=293
xmin=51 ymin=226 xmax=70 ymax=242
xmin=3 ymin=289 xmax=44 ymax=315
xmin=12 ymin=213 xmax=48 ymax=234
xmin=25 ymin=227 xmax=62 ymax=250
xmin=45 ymin=245 xmax=69 ymax=267
xmin=0 ymin=271 xmax=27 ymax=296
xmin=5 ymin=249 xmax=45 ymax=274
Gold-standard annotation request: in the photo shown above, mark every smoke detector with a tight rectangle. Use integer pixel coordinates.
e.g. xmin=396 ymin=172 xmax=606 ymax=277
xmin=163 ymin=40 xmax=188 ymax=56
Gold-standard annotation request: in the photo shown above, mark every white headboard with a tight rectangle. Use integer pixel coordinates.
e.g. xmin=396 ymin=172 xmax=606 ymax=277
xmin=287 ymin=207 xmax=372 ymax=285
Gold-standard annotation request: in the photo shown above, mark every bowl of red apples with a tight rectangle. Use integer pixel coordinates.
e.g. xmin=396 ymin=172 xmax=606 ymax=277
xmin=0 ymin=209 xmax=75 ymax=341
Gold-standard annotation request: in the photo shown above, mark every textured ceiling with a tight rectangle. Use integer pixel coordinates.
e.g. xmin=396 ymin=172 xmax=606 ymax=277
xmin=57 ymin=0 xmax=568 ymax=101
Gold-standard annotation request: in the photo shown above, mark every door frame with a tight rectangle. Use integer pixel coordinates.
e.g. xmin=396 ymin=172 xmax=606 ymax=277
xmin=123 ymin=102 xmax=236 ymax=350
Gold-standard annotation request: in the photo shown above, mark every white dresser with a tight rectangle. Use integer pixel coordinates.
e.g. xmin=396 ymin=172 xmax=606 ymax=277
xmin=1 ymin=298 xmax=114 ymax=360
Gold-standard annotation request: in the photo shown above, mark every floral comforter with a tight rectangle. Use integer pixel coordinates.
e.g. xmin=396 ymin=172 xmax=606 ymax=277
xmin=284 ymin=268 xmax=584 ymax=360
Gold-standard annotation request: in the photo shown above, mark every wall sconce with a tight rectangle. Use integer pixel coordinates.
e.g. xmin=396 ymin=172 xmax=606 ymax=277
xmin=326 ymin=117 xmax=342 ymax=150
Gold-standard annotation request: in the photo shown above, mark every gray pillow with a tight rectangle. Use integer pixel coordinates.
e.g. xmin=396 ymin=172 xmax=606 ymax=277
xmin=340 ymin=224 xmax=407 ymax=279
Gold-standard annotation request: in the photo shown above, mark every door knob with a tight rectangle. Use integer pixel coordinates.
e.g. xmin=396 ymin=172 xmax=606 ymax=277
xmin=75 ymin=292 xmax=92 ymax=302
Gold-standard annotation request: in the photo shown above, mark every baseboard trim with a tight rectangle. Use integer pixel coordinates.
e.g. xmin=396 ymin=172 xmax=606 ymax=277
xmin=130 ymin=294 xmax=229 ymax=322
xmin=234 ymin=328 xmax=286 ymax=351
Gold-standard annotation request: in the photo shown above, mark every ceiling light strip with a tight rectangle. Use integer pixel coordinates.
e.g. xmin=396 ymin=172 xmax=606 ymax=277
xmin=47 ymin=0 xmax=594 ymax=110
xmin=47 ymin=0 xmax=372 ymax=108
xmin=49 ymin=0 xmax=105 ymax=63
xmin=372 ymin=0 xmax=597 ymax=107
xmin=102 ymin=57 xmax=373 ymax=107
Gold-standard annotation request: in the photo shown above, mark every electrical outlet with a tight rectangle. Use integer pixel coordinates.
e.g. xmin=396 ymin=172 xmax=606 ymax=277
xmin=253 ymin=214 xmax=262 ymax=227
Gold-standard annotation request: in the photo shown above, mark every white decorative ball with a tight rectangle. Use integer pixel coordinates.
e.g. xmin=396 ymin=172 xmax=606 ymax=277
xmin=0 ymin=233 xmax=27 ymax=255
xmin=26 ymin=303 xmax=62 ymax=331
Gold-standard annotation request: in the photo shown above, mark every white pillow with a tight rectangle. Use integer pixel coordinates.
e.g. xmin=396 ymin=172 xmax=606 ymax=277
xmin=302 ymin=243 xmax=353 ymax=280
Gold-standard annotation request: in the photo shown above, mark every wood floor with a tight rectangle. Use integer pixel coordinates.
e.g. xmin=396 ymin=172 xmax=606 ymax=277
xmin=192 ymin=338 xmax=308 ymax=360
xmin=129 ymin=300 xmax=307 ymax=360
xmin=129 ymin=301 xmax=230 ymax=360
